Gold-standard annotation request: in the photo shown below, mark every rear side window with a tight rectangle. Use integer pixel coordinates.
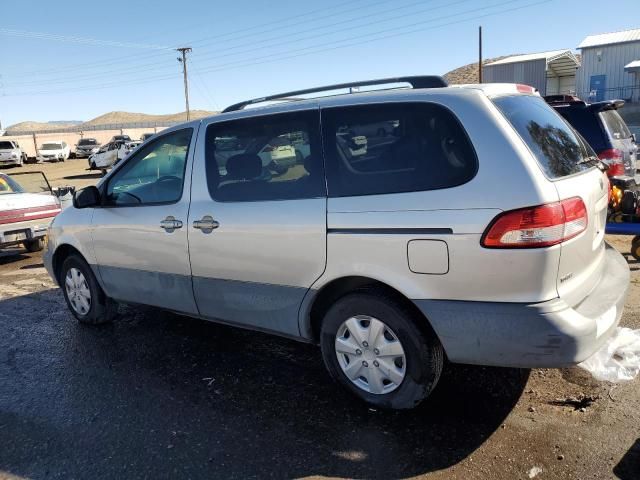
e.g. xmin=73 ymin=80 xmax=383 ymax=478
xmin=204 ymin=110 xmax=325 ymax=202
xmin=493 ymin=95 xmax=594 ymax=179
xmin=600 ymin=110 xmax=631 ymax=140
xmin=322 ymin=103 xmax=477 ymax=197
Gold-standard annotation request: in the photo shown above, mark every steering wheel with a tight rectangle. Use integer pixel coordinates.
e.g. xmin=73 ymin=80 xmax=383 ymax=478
xmin=116 ymin=191 xmax=142 ymax=204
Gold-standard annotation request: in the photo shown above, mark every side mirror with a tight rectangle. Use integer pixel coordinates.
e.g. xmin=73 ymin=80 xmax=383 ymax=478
xmin=73 ymin=186 xmax=101 ymax=209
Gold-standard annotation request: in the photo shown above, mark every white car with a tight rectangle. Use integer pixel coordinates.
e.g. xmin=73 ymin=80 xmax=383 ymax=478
xmin=0 ymin=172 xmax=61 ymax=252
xmin=37 ymin=141 xmax=70 ymax=162
xmin=89 ymin=141 xmax=140 ymax=173
xmin=0 ymin=140 xmax=28 ymax=167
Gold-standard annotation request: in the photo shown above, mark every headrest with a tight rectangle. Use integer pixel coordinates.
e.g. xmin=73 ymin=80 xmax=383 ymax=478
xmin=226 ymin=154 xmax=262 ymax=180
xmin=303 ymin=155 xmax=318 ymax=175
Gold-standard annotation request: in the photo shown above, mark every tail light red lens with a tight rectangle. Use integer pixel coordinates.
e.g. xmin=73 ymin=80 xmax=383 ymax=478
xmin=481 ymin=197 xmax=588 ymax=248
xmin=598 ymin=149 xmax=625 ymax=177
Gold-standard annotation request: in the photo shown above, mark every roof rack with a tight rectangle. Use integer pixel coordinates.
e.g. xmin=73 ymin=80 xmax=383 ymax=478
xmin=222 ymin=76 xmax=448 ymax=113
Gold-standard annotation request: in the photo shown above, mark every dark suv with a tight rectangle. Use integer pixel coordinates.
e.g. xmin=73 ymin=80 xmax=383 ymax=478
xmin=545 ymin=95 xmax=638 ymax=179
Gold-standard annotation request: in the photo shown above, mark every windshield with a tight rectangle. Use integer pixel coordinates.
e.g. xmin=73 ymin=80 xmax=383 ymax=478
xmin=41 ymin=143 xmax=62 ymax=150
xmin=78 ymin=139 xmax=97 ymax=146
xmin=0 ymin=174 xmax=26 ymax=194
xmin=0 ymin=141 xmax=15 ymax=150
xmin=493 ymin=95 xmax=596 ymax=179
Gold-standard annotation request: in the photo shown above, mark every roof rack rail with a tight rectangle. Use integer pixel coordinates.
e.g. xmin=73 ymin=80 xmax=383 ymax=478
xmin=222 ymin=76 xmax=448 ymax=113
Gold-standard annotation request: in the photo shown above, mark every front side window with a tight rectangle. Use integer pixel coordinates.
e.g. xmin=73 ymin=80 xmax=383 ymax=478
xmin=494 ymin=95 xmax=595 ymax=179
xmin=205 ymin=111 xmax=324 ymax=202
xmin=322 ymin=103 xmax=477 ymax=197
xmin=105 ymin=128 xmax=193 ymax=206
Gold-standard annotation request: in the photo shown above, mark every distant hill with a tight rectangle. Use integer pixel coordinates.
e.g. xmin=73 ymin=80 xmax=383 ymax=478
xmin=443 ymin=55 xmax=517 ymax=85
xmin=83 ymin=110 xmax=215 ymax=126
xmin=5 ymin=110 xmax=217 ymax=134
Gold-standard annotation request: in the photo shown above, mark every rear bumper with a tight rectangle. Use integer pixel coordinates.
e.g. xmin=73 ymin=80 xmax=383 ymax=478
xmin=0 ymin=218 xmax=51 ymax=248
xmin=415 ymin=244 xmax=630 ymax=368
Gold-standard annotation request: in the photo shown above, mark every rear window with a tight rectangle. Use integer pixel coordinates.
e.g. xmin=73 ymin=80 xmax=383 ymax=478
xmin=322 ymin=103 xmax=478 ymax=197
xmin=0 ymin=174 xmax=25 ymax=194
xmin=493 ymin=95 xmax=595 ymax=179
xmin=0 ymin=141 xmax=15 ymax=149
xmin=600 ymin=110 xmax=631 ymax=140
xmin=554 ymin=106 xmax=608 ymax=152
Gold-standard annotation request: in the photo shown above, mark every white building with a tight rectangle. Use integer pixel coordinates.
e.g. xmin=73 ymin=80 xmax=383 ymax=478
xmin=483 ymin=50 xmax=580 ymax=96
xmin=575 ymin=28 xmax=640 ymax=103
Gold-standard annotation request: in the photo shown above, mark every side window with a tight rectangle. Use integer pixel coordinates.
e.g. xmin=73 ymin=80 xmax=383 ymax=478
xmin=322 ymin=103 xmax=478 ymax=197
xmin=205 ymin=111 xmax=324 ymax=202
xmin=105 ymin=128 xmax=193 ymax=206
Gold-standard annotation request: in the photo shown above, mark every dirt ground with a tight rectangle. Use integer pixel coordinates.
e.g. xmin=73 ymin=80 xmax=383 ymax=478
xmin=2 ymin=158 xmax=104 ymax=190
xmin=0 ymin=160 xmax=639 ymax=479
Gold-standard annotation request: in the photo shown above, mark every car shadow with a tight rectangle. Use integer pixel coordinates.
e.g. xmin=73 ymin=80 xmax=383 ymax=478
xmin=0 ymin=292 xmax=528 ymax=479
xmin=614 ymin=438 xmax=640 ymax=480
xmin=0 ymin=248 xmax=30 ymax=265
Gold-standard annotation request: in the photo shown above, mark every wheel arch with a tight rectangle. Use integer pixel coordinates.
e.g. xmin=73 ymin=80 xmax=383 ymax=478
xmin=51 ymin=244 xmax=84 ymax=283
xmin=302 ymin=275 xmax=439 ymax=345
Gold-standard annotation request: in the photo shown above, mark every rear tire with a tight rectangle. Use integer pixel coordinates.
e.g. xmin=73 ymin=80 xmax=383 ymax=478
xmin=320 ymin=289 xmax=443 ymax=409
xmin=632 ymin=236 xmax=640 ymax=262
xmin=23 ymin=238 xmax=44 ymax=252
xmin=60 ymin=254 xmax=117 ymax=325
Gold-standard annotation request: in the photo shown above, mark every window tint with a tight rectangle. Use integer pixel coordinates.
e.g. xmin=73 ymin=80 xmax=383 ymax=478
xmin=105 ymin=128 xmax=193 ymax=206
xmin=0 ymin=141 xmax=14 ymax=149
xmin=205 ymin=111 xmax=324 ymax=202
xmin=600 ymin=110 xmax=631 ymax=140
xmin=322 ymin=103 xmax=477 ymax=197
xmin=554 ymin=106 xmax=608 ymax=152
xmin=494 ymin=95 xmax=595 ymax=179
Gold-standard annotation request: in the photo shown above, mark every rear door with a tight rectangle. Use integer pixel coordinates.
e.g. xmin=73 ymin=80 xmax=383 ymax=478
xmin=187 ymin=108 xmax=326 ymax=336
xmin=493 ymin=95 xmax=608 ymax=306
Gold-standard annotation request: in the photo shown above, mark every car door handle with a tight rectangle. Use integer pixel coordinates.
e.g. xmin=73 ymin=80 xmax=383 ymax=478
xmin=193 ymin=215 xmax=219 ymax=233
xmin=160 ymin=216 xmax=183 ymax=232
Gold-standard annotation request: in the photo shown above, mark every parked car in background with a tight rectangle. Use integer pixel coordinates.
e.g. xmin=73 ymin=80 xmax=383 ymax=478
xmin=0 ymin=140 xmax=28 ymax=167
xmin=37 ymin=141 xmax=70 ymax=162
xmin=88 ymin=140 xmax=139 ymax=173
xmin=74 ymin=138 xmax=100 ymax=158
xmin=109 ymin=134 xmax=131 ymax=143
xmin=545 ymin=95 xmax=638 ymax=180
xmin=45 ymin=77 xmax=629 ymax=410
xmin=0 ymin=171 xmax=60 ymax=252
xmin=140 ymin=133 xmax=155 ymax=142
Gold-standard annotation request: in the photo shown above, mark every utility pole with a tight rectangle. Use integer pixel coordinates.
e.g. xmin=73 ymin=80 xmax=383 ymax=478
xmin=478 ymin=26 xmax=483 ymax=84
xmin=176 ymin=47 xmax=192 ymax=121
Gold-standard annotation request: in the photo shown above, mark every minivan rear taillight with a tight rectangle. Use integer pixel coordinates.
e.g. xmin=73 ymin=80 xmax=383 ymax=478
xmin=598 ymin=149 xmax=625 ymax=177
xmin=481 ymin=197 xmax=588 ymax=248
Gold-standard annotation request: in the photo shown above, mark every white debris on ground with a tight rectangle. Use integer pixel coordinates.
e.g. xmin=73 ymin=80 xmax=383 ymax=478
xmin=579 ymin=328 xmax=640 ymax=382
xmin=528 ymin=466 xmax=543 ymax=478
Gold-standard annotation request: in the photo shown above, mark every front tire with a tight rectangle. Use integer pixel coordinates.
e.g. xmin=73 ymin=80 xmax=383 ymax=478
xmin=60 ymin=254 xmax=117 ymax=324
xmin=320 ymin=290 xmax=443 ymax=409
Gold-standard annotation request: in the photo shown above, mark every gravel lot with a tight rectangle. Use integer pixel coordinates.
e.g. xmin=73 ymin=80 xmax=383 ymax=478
xmin=0 ymin=161 xmax=639 ymax=479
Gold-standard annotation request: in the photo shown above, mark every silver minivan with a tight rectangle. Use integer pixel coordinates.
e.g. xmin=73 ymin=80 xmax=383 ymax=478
xmin=44 ymin=77 xmax=630 ymax=409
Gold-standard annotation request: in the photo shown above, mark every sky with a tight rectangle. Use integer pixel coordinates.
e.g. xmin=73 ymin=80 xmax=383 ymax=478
xmin=1 ymin=0 xmax=639 ymax=127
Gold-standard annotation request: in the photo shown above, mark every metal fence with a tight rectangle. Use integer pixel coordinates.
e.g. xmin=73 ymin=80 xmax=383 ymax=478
xmin=575 ymin=85 xmax=640 ymax=103
xmin=5 ymin=120 xmax=181 ymax=136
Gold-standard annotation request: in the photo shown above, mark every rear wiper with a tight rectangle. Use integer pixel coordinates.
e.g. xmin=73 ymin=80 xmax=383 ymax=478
xmin=575 ymin=155 xmax=601 ymax=166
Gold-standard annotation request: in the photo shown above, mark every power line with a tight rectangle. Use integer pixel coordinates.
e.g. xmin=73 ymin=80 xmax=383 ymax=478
xmin=3 ymin=0 xmax=550 ymax=97
xmin=0 ymin=28 xmax=172 ymax=50
xmin=3 ymin=0 xmax=371 ymax=78
xmin=5 ymin=0 xmax=431 ymax=88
